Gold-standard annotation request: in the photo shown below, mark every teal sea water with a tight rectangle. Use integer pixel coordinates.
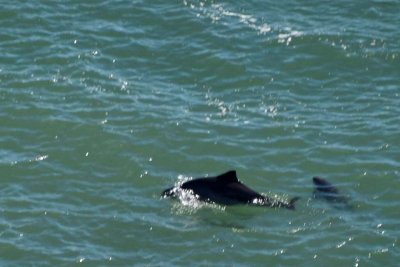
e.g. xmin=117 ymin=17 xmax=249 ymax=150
xmin=1 ymin=0 xmax=399 ymax=266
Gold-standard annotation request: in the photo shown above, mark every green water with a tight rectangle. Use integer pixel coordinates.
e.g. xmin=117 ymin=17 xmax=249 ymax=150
xmin=1 ymin=1 xmax=399 ymax=266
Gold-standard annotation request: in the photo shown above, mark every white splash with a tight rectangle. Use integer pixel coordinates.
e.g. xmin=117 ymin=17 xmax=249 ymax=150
xmin=278 ymin=29 xmax=303 ymax=45
xmin=184 ymin=1 xmax=271 ymax=35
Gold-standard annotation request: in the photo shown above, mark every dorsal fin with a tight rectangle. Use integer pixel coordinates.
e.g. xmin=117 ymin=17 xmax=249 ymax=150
xmin=216 ymin=170 xmax=239 ymax=184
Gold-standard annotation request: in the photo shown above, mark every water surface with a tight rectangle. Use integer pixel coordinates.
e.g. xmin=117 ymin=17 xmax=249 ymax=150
xmin=1 ymin=1 xmax=399 ymax=266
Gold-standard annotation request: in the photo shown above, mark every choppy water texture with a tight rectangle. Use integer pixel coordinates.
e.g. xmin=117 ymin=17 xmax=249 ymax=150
xmin=1 ymin=0 xmax=399 ymax=266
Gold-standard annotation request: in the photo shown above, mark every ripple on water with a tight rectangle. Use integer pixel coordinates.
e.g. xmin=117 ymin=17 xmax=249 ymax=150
xmin=1 ymin=0 xmax=399 ymax=266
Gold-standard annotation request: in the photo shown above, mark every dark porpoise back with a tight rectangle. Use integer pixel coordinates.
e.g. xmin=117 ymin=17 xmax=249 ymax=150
xmin=162 ymin=170 xmax=300 ymax=210
xmin=312 ymin=176 xmax=348 ymax=204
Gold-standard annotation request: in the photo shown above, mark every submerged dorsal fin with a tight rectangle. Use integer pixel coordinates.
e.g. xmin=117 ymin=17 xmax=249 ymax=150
xmin=216 ymin=170 xmax=239 ymax=184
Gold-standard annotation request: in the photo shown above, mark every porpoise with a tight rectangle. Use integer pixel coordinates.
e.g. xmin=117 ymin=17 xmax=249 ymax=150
xmin=162 ymin=170 xmax=300 ymax=210
xmin=312 ymin=176 xmax=349 ymax=204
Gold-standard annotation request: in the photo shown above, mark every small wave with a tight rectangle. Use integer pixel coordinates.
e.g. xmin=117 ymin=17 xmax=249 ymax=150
xmin=183 ymin=1 xmax=271 ymax=35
